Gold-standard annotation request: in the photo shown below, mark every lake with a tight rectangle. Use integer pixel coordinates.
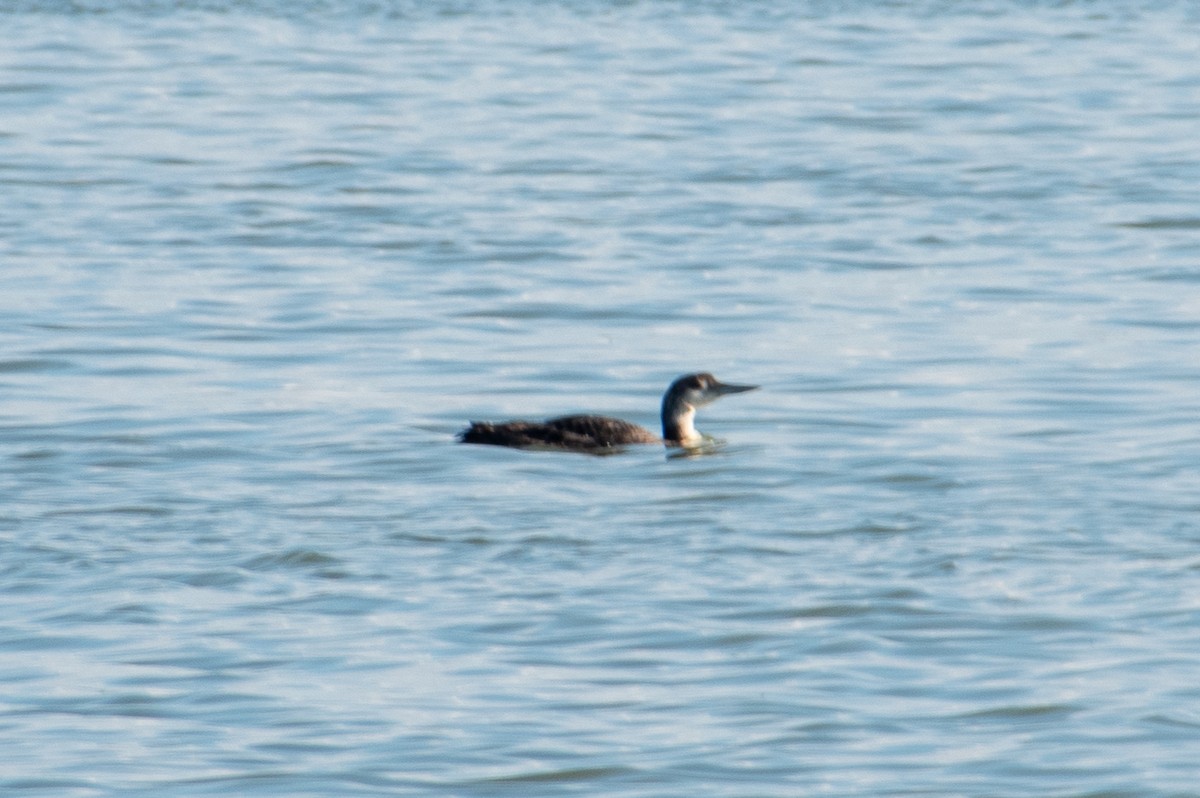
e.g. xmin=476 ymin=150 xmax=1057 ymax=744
xmin=2 ymin=1 xmax=1199 ymax=795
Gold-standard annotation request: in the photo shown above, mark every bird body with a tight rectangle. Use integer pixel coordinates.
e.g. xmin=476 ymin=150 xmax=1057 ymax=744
xmin=458 ymin=415 xmax=659 ymax=451
xmin=458 ymin=372 xmax=757 ymax=453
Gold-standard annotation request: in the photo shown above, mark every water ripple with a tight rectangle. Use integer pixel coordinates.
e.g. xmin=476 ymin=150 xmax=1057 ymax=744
xmin=3 ymin=2 xmax=1200 ymax=797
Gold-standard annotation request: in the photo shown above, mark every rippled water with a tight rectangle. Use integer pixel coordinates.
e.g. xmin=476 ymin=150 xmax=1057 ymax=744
xmin=3 ymin=1 xmax=1200 ymax=795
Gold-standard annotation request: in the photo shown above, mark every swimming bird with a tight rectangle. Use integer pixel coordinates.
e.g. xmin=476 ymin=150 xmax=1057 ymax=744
xmin=458 ymin=372 xmax=758 ymax=452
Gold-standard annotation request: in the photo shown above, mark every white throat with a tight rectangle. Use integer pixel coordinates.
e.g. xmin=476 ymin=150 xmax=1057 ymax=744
xmin=672 ymin=405 xmax=700 ymax=445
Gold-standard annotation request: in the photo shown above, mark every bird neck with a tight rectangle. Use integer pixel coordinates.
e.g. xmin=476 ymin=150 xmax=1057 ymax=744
xmin=661 ymin=402 xmax=700 ymax=446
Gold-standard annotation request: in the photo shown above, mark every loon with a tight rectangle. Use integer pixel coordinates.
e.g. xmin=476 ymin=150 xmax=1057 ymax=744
xmin=458 ymin=372 xmax=758 ymax=452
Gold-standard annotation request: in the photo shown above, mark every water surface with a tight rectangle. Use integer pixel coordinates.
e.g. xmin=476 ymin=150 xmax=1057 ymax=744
xmin=3 ymin=2 xmax=1200 ymax=796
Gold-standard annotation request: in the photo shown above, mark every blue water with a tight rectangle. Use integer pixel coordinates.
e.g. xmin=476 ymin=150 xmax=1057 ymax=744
xmin=3 ymin=2 xmax=1200 ymax=795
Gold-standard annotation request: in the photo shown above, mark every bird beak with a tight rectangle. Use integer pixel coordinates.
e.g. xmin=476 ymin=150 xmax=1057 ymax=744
xmin=712 ymin=380 xmax=758 ymax=396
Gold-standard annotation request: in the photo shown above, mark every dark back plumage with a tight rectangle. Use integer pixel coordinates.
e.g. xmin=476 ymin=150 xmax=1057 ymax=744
xmin=458 ymin=415 xmax=659 ymax=451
